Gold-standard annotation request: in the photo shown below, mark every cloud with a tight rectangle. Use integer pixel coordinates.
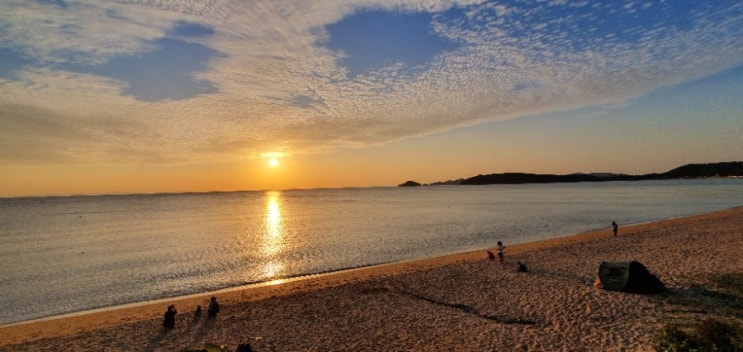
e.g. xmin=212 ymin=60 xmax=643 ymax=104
xmin=0 ymin=0 xmax=742 ymax=165
xmin=0 ymin=104 xmax=91 ymax=164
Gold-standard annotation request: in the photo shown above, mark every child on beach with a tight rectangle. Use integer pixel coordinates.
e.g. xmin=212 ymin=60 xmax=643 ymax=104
xmin=612 ymin=221 xmax=618 ymax=236
xmin=496 ymin=241 xmax=505 ymax=266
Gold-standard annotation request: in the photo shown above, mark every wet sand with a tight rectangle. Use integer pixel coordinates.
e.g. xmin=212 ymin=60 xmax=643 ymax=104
xmin=1 ymin=207 xmax=742 ymax=351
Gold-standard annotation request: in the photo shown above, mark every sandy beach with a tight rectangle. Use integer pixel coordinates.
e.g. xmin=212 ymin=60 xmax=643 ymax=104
xmin=1 ymin=207 xmax=742 ymax=351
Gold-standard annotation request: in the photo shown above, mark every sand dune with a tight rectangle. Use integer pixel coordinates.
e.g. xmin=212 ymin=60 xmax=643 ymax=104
xmin=1 ymin=207 xmax=742 ymax=351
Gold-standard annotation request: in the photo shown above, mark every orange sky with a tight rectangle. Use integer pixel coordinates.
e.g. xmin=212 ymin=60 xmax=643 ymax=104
xmin=1 ymin=1 xmax=742 ymax=197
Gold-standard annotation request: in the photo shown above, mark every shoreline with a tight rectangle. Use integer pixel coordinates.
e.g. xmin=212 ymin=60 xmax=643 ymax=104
xmin=0 ymin=209 xmax=708 ymax=329
xmin=0 ymin=212 xmax=646 ymax=329
xmin=0 ymin=219 xmax=625 ymax=329
xmin=2 ymin=206 xmax=742 ymax=350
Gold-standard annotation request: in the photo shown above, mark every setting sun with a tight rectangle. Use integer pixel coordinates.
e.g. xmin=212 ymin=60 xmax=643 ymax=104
xmin=260 ymin=152 xmax=285 ymax=169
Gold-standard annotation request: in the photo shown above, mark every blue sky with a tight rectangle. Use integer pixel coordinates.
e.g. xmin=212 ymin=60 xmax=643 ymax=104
xmin=0 ymin=0 xmax=742 ymax=196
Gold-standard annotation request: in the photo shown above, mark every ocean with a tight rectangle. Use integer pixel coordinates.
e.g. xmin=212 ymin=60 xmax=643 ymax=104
xmin=1 ymin=179 xmax=741 ymax=326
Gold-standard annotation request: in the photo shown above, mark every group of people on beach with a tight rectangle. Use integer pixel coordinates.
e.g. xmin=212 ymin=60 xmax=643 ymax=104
xmin=488 ymin=241 xmax=521 ymax=270
xmin=488 ymin=242 xmax=528 ymax=272
xmin=489 ymin=221 xmax=619 ymax=272
xmin=165 ymin=222 xmax=622 ymax=329
xmin=162 ymin=296 xmax=220 ymax=329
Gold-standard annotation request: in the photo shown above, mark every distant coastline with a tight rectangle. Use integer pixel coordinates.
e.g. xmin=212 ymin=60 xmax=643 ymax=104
xmin=399 ymin=161 xmax=743 ymax=187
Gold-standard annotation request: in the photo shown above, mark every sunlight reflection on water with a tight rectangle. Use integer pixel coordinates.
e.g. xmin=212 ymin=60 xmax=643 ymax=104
xmin=2 ymin=179 xmax=742 ymax=326
xmin=261 ymin=191 xmax=285 ymax=279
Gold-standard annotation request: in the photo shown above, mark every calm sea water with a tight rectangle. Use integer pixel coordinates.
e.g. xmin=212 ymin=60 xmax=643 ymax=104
xmin=1 ymin=179 xmax=741 ymax=326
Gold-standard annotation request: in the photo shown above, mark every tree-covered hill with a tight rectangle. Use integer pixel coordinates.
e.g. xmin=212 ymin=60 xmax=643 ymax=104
xmin=400 ymin=161 xmax=743 ymax=186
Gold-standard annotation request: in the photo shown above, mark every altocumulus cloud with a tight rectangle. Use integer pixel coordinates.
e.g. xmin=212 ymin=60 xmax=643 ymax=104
xmin=0 ymin=0 xmax=742 ymax=164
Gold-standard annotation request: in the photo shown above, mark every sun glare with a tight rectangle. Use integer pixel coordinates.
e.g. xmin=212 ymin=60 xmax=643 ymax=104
xmin=260 ymin=151 xmax=285 ymax=168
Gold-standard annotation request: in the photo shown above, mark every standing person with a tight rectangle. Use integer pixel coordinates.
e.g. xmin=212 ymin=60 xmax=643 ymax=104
xmin=612 ymin=221 xmax=618 ymax=237
xmin=207 ymin=296 xmax=220 ymax=318
xmin=496 ymin=241 xmax=505 ymax=266
xmin=163 ymin=304 xmax=177 ymax=329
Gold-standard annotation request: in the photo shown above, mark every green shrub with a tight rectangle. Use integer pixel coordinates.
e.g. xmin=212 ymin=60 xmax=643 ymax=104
xmin=653 ymin=324 xmax=699 ymax=352
xmin=654 ymin=319 xmax=743 ymax=352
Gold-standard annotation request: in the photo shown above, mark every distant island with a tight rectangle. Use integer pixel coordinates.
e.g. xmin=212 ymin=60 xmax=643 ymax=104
xmin=398 ymin=161 xmax=743 ymax=187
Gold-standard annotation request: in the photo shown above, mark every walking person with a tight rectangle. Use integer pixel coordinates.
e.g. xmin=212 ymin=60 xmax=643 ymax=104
xmin=612 ymin=221 xmax=618 ymax=237
xmin=496 ymin=241 xmax=505 ymax=266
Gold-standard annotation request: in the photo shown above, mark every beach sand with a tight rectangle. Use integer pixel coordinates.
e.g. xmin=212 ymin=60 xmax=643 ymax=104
xmin=1 ymin=207 xmax=742 ymax=351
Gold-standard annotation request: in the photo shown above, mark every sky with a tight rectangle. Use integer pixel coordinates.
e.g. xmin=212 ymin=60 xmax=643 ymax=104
xmin=1 ymin=0 xmax=742 ymax=197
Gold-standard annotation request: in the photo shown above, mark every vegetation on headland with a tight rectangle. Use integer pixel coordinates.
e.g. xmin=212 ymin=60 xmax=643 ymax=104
xmin=399 ymin=161 xmax=743 ymax=187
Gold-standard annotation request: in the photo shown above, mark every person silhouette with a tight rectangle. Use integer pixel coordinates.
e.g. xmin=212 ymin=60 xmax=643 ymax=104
xmin=207 ymin=296 xmax=220 ymax=318
xmin=612 ymin=221 xmax=618 ymax=237
xmin=163 ymin=304 xmax=177 ymax=329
